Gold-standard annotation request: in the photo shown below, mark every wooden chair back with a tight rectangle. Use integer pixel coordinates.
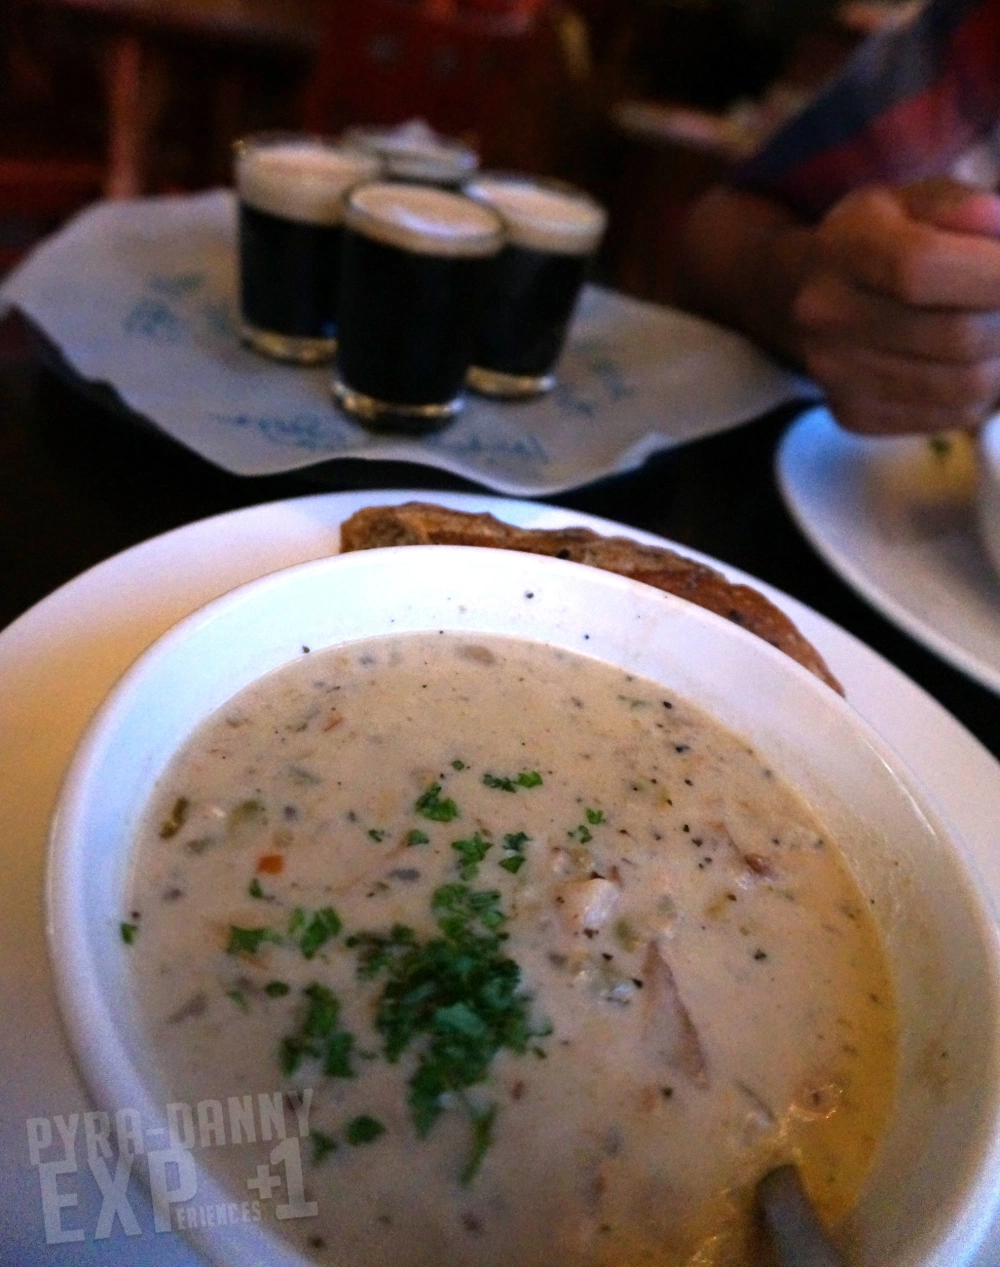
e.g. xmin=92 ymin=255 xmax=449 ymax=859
xmin=302 ymin=0 xmax=574 ymax=173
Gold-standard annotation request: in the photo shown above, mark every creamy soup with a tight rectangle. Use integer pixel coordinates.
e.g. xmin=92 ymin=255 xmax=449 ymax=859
xmin=125 ymin=632 xmax=897 ymax=1266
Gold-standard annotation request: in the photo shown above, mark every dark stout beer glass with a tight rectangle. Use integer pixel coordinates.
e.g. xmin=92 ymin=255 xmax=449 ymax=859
xmin=334 ymin=183 xmax=503 ymax=431
xmin=235 ymin=135 xmax=380 ymax=363
xmin=464 ymin=175 xmax=607 ymax=397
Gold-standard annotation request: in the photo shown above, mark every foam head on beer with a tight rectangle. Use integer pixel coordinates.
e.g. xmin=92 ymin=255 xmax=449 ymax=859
xmin=465 ymin=175 xmax=607 ymax=256
xmin=344 ymin=183 xmax=504 ymax=258
xmin=236 ymin=139 xmax=381 ymax=226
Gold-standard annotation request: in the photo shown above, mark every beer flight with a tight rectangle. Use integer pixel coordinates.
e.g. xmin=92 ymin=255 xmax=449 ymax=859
xmin=234 ymin=132 xmax=607 ymax=432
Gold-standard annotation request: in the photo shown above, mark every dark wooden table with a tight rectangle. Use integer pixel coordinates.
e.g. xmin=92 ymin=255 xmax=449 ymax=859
xmin=1 ymin=308 xmax=997 ymax=760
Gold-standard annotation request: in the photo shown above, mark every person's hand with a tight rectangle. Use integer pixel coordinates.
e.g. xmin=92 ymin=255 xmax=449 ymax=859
xmin=793 ymin=178 xmax=1000 ymax=434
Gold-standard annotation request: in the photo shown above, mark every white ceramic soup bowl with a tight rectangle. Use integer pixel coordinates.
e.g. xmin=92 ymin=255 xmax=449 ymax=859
xmin=47 ymin=546 xmax=1000 ymax=1267
xmin=978 ymin=415 xmax=1000 ymax=583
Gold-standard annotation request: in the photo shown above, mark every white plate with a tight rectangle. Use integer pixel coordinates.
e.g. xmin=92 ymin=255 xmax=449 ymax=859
xmin=3 ymin=489 xmax=1000 ymax=1265
xmin=777 ymin=406 xmax=1000 ymax=696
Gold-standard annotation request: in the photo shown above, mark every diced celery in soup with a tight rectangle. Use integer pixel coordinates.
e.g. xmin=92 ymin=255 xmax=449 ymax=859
xmin=126 ymin=632 xmax=897 ymax=1266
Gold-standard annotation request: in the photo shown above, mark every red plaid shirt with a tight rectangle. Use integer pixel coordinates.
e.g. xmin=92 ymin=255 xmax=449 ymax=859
xmin=732 ymin=0 xmax=1000 ymax=220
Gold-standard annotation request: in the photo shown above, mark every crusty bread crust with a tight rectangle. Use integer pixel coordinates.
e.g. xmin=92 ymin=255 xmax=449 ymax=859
xmin=340 ymin=502 xmax=843 ymax=694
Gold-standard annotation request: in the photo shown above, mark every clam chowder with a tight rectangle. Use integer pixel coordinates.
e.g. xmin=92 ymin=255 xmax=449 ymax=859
xmin=125 ymin=632 xmax=897 ymax=1265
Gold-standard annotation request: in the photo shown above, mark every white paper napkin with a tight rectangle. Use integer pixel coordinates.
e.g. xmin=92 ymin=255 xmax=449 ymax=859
xmin=0 ymin=190 xmax=818 ymax=495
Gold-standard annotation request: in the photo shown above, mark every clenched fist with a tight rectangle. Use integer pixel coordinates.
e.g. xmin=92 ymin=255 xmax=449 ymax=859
xmin=678 ymin=177 xmax=1000 ymax=435
xmin=794 ymin=179 xmax=1000 ymax=434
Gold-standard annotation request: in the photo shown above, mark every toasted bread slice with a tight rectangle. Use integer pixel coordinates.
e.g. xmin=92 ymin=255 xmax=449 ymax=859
xmin=340 ymin=502 xmax=842 ymax=694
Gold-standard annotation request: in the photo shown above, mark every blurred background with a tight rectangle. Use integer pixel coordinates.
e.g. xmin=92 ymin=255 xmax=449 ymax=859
xmin=0 ymin=0 xmax=917 ymax=296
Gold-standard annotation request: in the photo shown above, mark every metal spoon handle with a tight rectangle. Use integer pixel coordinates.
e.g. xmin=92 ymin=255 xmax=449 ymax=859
xmin=757 ymin=1164 xmax=846 ymax=1267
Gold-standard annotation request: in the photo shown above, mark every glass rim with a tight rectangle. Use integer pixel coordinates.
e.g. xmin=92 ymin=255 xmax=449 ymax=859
xmin=234 ymin=133 xmax=383 ymax=225
xmin=342 ymin=124 xmax=479 ymax=174
xmin=343 ymin=182 xmax=504 ymax=258
xmin=462 ymin=170 xmax=607 ymax=255
xmin=233 ymin=130 xmax=375 ymax=159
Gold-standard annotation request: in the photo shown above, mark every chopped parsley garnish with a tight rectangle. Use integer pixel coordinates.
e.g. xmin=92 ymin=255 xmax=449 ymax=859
xmin=279 ymin=983 xmax=356 ymax=1079
xmin=120 ymin=922 xmax=138 ymax=945
xmin=483 ymin=771 xmax=543 ymax=793
xmin=570 ymin=823 xmax=593 ymax=844
xmin=280 ymin=905 xmax=342 ymax=958
xmin=226 ymin=988 xmax=250 ymax=1013
xmin=310 ymin=1129 xmax=338 ymax=1164
xmin=297 ymin=907 xmax=342 ymax=959
xmin=159 ymin=796 xmax=190 ymax=839
xmin=451 ymin=759 xmax=466 ymax=771
xmin=585 ymin=808 xmax=605 ymax=825
xmin=302 ymin=981 xmax=339 ymax=1031
xmin=264 ymin=980 xmax=290 ymax=997
xmin=347 ymin=923 xmax=417 ymax=978
xmin=483 ymin=773 xmax=516 ymax=792
xmin=406 ymin=829 xmax=430 ymax=847
xmin=226 ymin=925 xmax=280 ymax=957
xmin=415 ymin=783 xmax=459 ymax=822
xmin=229 ymin=799 xmax=265 ymax=829
xmin=368 ymin=829 xmax=385 ymax=842
xmin=346 ymin=1114 xmax=385 ymax=1145
xmin=350 ymin=883 xmax=546 ymax=1181
xmin=451 ymin=831 xmax=492 ymax=880
xmin=502 ymin=832 xmax=531 ymax=869
xmin=323 ymin=1030 xmax=355 ymax=1078
xmin=432 ymin=883 xmax=507 ymax=934
xmin=248 ymin=877 xmax=266 ymax=899
xmin=461 ymin=1103 xmax=496 ymax=1186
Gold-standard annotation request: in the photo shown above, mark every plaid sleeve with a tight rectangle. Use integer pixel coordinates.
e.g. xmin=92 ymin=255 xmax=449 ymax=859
xmin=731 ymin=0 xmax=1000 ymax=221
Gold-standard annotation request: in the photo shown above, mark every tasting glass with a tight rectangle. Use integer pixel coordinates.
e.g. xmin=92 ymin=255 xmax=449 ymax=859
xmin=464 ymin=173 xmax=607 ymax=398
xmin=334 ymin=182 xmax=504 ymax=432
xmin=235 ymin=133 xmax=381 ymax=364
xmin=343 ymin=122 xmax=479 ymax=187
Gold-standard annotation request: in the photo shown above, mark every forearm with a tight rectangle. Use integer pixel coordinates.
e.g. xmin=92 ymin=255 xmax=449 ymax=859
xmin=675 ymin=185 xmax=815 ymax=367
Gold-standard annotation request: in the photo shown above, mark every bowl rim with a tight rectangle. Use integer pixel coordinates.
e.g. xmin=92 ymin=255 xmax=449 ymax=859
xmin=45 ymin=544 xmax=1000 ymax=1267
xmin=980 ymin=415 xmax=1000 ymax=474
xmin=976 ymin=416 xmax=1000 ymax=584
